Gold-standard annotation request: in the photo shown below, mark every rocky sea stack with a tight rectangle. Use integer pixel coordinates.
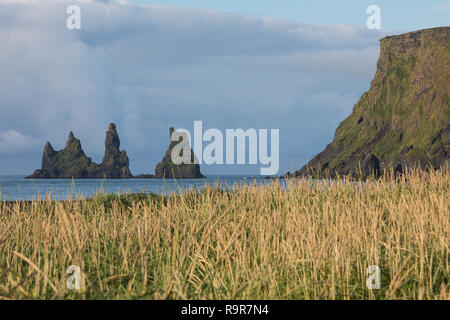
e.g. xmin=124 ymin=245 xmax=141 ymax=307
xmin=294 ymin=27 xmax=449 ymax=179
xmin=26 ymin=123 xmax=132 ymax=179
xmin=97 ymin=123 xmax=132 ymax=178
xmin=154 ymin=127 xmax=204 ymax=179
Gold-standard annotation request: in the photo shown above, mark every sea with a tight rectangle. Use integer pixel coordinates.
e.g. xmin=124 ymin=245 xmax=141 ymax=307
xmin=0 ymin=175 xmax=274 ymax=201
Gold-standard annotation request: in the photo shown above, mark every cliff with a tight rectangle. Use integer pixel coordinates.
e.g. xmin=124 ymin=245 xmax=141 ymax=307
xmin=26 ymin=123 xmax=132 ymax=179
xmin=294 ymin=27 xmax=450 ymax=179
xmin=154 ymin=127 xmax=204 ymax=179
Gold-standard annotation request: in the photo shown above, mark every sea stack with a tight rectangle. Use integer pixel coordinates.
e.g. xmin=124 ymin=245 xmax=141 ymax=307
xmin=26 ymin=123 xmax=132 ymax=179
xmin=97 ymin=123 xmax=132 ymax=178
xmin=154 ymin=127 xmax=204 ymax=179
xmin=294 ymin=27 xmax=449 ymax=179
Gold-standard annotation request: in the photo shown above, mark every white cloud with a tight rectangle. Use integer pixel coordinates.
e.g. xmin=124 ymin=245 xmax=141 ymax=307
xmin=0 ymin=130 xmax=40 ymax=154
xmin=208 ymin=46 xmax=379 ymax=76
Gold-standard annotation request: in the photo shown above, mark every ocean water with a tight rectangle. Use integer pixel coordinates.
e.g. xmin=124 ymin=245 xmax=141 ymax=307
xmin=0 ymin=175 xmax=273 ymax=201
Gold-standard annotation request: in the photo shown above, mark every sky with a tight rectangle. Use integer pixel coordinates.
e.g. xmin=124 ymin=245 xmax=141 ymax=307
xmin=0 ymin=0 xmax=448 ymax=175
xmin=131 ymin=0 xmax=450 ymax=31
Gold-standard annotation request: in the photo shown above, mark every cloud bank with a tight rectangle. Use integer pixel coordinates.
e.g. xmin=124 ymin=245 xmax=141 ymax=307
xmin=0 ymin=0 xmax=386 ymax=174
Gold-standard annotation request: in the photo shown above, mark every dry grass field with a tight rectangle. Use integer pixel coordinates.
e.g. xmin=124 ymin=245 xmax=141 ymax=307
xmin=0 ymin=167 xmax=448 ymax=300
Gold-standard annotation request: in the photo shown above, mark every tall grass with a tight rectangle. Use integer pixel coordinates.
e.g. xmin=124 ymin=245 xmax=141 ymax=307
xmin=0 ymin=168 xmax=448 ymax=300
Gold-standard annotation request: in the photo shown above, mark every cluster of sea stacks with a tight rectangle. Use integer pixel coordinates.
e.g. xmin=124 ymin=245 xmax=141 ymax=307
xmin=26 ymin=124 xmax=204 ymax=179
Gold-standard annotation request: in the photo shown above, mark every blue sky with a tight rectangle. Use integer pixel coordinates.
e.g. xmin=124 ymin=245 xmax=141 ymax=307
xmin=0 ymin=0 xmax=448 ymax=175
xmin=131 ymin=0 xmax=450 ymax=31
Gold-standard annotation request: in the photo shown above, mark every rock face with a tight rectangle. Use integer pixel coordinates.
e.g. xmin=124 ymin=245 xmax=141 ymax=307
xmin=97 ymin=123 xmax=132 ymax=178
xmin=361 ymin=154 xmax=381 ymax=178
xmin=154 ymin=127 xmax=204 ymax=179
xmin=26 ymin=123 xmax=132 ymax=179
xmin=294 ymin=27 xmax=449 ymax=179
xmin=134 ymin=174 xmax=155 ymax=179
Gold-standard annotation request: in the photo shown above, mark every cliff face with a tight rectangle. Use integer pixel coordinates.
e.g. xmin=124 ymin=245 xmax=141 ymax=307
xmin=295 ymin=27 xmax=450 ymax=178
xmin=27 ymin=123 xmax=132 ymax=179
xmin=154 ymin=127 xmax=204 ymax=179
